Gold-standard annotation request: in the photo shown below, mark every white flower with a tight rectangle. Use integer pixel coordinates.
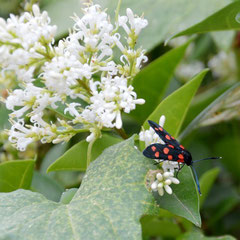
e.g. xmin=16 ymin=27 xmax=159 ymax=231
xmin=119 ymin=8 xmax=148 ymax=36
xmin=208 ymin=51 xmax=236 ymax=79
xmin=177 ymin=61 xmax=204 ymax=80
xmin=6 ymin=83 xmax=60 ymax=120
xmin=64 ymin=103 xmax=81 ymax=117
xmin=151 ymin=171 xmax=180 ymax=196
xmin=139 ymin=115 xmax=166 ymax=147
xmin=162 ymin=161 xmax=179 ymax=174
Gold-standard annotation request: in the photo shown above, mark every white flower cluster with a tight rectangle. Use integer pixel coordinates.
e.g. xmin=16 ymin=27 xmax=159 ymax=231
xmin=1 ymin=4 xmax=148 ymax=151
xmin=208 ymin=51 xmax=237 ymax=80
xmin=0 ymin=5 xmax=57 ymax=83
xmin=151 ymin=171 xmax=179 ymax=196
xmin=176 ymin=61 xmax=204 ymax=81
xmin=139 ymin=115 xmax=181 ymax=196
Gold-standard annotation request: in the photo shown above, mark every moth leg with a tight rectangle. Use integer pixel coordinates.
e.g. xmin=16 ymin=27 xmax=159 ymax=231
xmin=153 ymin=159 xmax=163 ymax=165
xmin=176 ymin=163 xmax=185 ymax=178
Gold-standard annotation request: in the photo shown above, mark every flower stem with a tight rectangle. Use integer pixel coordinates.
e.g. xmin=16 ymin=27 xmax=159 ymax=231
xmin=77 ymin=79 xmax=92 ymax=95
xmin=87 ymin=138 xmax=96 ymax=168
xmin=56 ymin=128 xmax=89 ymax=135
xmin=115 ymin=127 xmax=128 ymax=139
xmin=115 ymin=0 xmax=122 ymax=23
xmin=112 ymin=0 xmax=122 ymax=34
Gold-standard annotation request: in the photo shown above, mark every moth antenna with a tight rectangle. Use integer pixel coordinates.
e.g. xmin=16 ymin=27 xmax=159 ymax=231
xmin=193 ymin=157 xmax=222 ymax=163
xmin=191 ymin=165 xmax=201 ymax=195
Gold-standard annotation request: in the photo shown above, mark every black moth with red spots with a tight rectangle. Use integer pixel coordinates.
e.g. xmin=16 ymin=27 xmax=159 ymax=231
xmin=143 ymin=120 xmax=192 ymax=166
xmin=143 ymin=120 xmax=221 ymax=195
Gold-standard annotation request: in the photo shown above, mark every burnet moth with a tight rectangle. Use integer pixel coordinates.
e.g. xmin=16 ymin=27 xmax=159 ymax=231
xmin=143 ymin=120 xmax=221 ymax=195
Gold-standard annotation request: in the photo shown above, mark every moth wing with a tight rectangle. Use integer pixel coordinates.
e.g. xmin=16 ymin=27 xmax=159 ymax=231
xmin=143 ymin=143 xmax=185 ymax=162
xmin=148 ymin=120 xmax=184 ymax=150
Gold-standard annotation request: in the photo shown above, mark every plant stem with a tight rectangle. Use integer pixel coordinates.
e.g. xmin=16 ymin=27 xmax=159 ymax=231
xmin=115 ymin=127 xmax=128 ymax=139
xmin=115 ymin=0 xmax=122 ymax=23
xmin=56 ymin=128 xmax=89 ymax=135
xmin=87 ymin=138 xmax=96 ymax=168
xmin=77 ymin=79 xmax=92 ymax=95
xmin=112 ymin=0 xmax=122 ymax=34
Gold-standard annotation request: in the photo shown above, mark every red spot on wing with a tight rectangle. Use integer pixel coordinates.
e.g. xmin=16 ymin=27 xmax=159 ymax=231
xmin=165 ymin=135 xmax=171 ymax=140
xmin=155 ymin=152 xmax=159 ymax=158
xmin=168 ymin=145 xmax=174 ymax=149
xmin=178 ymin=154 xmax=184 ymax=160
xmin=163 ymin=147 xmax=169 ymax=154
xmin=159 ymin=127 xmax=163 ymax=131
xmin=171 ymin=136 xmax=175 ymax=140
xmin=155 ymin=127 xmax=159 ymax=131
xmin=151 ymin=146 xmax=156 ymax=152
xmin=180 ymin=145 xmax=185 ymax=150
xmin=177 ymin=159 xmax=184 ymax=163
xmin=168 ymin=155 xmax=173 ymax=160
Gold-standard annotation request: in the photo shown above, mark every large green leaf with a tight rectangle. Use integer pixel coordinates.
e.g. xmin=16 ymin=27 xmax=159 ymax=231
xmin=172 ymin=1 xmax=240 ymax=39
xmin=130 ymin=41 xmax=190 ymax=124
xmin=143 ymin=69 xmax=208 ymax=137
xmin=0 ymin=136 xmax=157 ymax=239
xmin=155 ymin=166 xmax=201 ymax=227
xmin=44 ymin=0 xmax=231 ymax=51
xmin=199 ymin=168 xmax=220 ymax=207
xmin=47 ymin=134 xmax=122 ymax=172
xmin=0 ymin=160 xmax=34 ymax=192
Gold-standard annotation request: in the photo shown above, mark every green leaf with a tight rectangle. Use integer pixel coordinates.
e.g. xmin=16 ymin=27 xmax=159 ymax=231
xmin=143 ymin=69 xmax=208 ymax=137
xmin=141 ymin=215 xmax=181 ymax=238
xmin=47 ymin=134 xmax=122 ymax=172
xmin=0 ymin=160 xmax=34 ymax=192
xmin=31 ymin=171 xmax=64 ymax=202
xmin=155 ymin=166 xmax=201 ymax=227
xmin=0 ymin=136 xmax=157 ymax=239
xmin=130 ymin=41 xmax=191 ymax=124
xmin=177 ymin=231 xmax=236 ymax=240
xmin=199 ymin=168 xmax=220 ymax=207
xmin=214 ymin=130 xmax=240 ymax=182
xmin=45 ymin=0 xmax=231 ymax=51
xmin=180 ymin=83 xmax=240 ymax=139
xmin=172 ymin=1 xmax=240 ymax=39
xmin=182 ymin=83 xmax=231 ymax=130
xmin=60 ymin=188 xmax=78 ymax=204
xmin=40 ymin=143 xmax=68 ymax=173
xmin=40 ymin=143 xmax=81 ymax=188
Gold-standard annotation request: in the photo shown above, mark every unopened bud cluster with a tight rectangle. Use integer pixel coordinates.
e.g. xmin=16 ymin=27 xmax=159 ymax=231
xmin=151 ymin=171 xmax=180 ymax=196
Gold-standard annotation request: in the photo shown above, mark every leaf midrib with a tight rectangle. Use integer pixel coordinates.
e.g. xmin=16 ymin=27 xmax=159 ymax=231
xmin=172 ymin=192 xmax=200 ymax=226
